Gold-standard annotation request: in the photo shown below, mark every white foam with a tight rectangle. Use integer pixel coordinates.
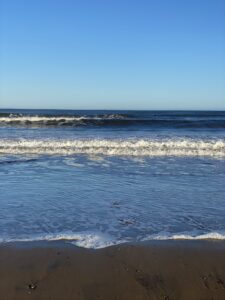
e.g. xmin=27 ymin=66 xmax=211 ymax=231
xmin=70 ymin=233 xmax=122 ymax=249
xmin=0 ymin=116 xmax=85 ymax=123
xmin=0 ymin=114 xmax=125 ymax=124
xmin=0 ymin=138 xmax=224 ymax=157
xmin=0 ymin=232 xmax=124 ymax=249
xmin=1 ymin=231 xmax=225 ymax=248
xmin=144 ymin=231 xmax=225 ymax=241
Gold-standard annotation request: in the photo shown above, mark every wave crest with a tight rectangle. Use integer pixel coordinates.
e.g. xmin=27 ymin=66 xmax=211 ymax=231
xmin=1 ymin=231 xmax=225 ymax=249
xmin=0 ymin=232 xmax=123 ymax=249
xmin=0 ymin=138 xmax=225 ymax=157
xmin=1 ymin=113 xmax=225 ymax=128
xmin=0 ymin=114 xmax=128 ymax=127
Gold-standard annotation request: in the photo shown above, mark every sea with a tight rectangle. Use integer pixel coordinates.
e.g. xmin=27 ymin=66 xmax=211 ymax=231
xmin=0 ymin=109 xmax=225 ymax=249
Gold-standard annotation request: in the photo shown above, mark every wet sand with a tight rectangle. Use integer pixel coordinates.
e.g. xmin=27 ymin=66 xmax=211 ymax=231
xmin=0 ymin=241 xmax=225 ymax=300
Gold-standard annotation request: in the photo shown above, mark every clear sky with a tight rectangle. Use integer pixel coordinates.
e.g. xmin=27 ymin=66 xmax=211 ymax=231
xmin=0 ymin=0 xmax=225 ymax=110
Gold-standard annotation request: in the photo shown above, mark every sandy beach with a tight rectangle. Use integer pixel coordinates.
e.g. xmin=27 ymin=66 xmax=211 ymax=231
xmin=0 ymin=241 xmax=225 ymax=300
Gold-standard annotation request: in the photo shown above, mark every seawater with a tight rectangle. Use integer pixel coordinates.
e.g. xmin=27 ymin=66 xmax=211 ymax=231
xmin=0 ymin=110 xmax=225 ymax=248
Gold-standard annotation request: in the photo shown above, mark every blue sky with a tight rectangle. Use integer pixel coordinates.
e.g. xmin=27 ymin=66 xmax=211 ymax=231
xmin=0 ymin=0 xmax=225 ymax=110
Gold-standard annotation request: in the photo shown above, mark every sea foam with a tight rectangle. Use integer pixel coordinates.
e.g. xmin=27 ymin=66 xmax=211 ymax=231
xmin=0 ymin=232 xmax=125 ymax=249
xmin=143 ymin=231 xmax=225 ymax=241
xmin=1 ymin=231 xmax=225 ymax=249
xmin=0 ymin=138 xmax=224 ymax=157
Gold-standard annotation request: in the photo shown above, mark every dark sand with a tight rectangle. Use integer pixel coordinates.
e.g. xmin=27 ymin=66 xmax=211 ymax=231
xmin=0 ymin=241 xmax=225 ymax=300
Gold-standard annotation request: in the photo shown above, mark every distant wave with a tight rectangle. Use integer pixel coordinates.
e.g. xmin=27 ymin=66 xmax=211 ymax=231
xmin=0 ymin=138 xmax=224 ymax=157
xmin=0 ymin=113 xmax=130 ymax=127
xmin=0 ymin=113 xmax=225 ymax=128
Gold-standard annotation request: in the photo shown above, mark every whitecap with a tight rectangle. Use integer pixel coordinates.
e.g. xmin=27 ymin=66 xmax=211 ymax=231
xmin=0 ymin=138 xmax=224 ymax=157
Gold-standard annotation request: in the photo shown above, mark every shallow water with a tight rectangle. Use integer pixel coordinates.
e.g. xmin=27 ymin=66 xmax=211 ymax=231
xmin=0 ymin=110 xmax=225 ymax=248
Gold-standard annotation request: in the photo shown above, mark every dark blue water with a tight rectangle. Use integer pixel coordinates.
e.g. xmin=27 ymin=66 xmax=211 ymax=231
xmin=0 ymin=110 xmax=225 ymax=248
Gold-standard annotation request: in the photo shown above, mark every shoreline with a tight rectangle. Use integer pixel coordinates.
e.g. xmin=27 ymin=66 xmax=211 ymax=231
xmin=0 ymin=240 xmax=225 ymax=299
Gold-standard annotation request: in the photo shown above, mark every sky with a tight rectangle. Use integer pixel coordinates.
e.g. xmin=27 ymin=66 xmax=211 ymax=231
xmin=0 ymin=0 xmax=225 ymax=110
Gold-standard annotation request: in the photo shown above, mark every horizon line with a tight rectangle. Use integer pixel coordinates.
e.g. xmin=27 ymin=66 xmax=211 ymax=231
xmin=0 ymin=107 xmax=225 ymax=112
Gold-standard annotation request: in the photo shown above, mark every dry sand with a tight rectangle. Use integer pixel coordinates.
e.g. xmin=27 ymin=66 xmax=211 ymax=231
xmin=0 ymin=241 xmax=225 ymax=300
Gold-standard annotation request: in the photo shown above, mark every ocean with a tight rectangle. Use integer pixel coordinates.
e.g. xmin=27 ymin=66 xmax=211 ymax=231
xmin=0 ymin=109 xmax=225 ymax=248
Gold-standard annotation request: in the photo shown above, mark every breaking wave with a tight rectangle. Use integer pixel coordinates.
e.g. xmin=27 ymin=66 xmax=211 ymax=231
xmin=0 ymin=113 xmax=131 ymax=127
xmin=1 ymin=231 xmax=225 ymax=249
xmin=0 ymin=232 xmax=125 ymax=249
xmin=0 ymin=113 xmax=225 ymax=128
xmin=0 ymin=138 xmax=224 ymax=157
xmin=144 ymin=231 xmax=225 ymax=241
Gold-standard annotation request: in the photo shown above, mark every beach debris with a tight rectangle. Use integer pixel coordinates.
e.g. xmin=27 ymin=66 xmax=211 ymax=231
xmin=26 ymin=282 xmax=37 ymax=294
xmin=135 ymin=269 xmax=141 ymax=273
